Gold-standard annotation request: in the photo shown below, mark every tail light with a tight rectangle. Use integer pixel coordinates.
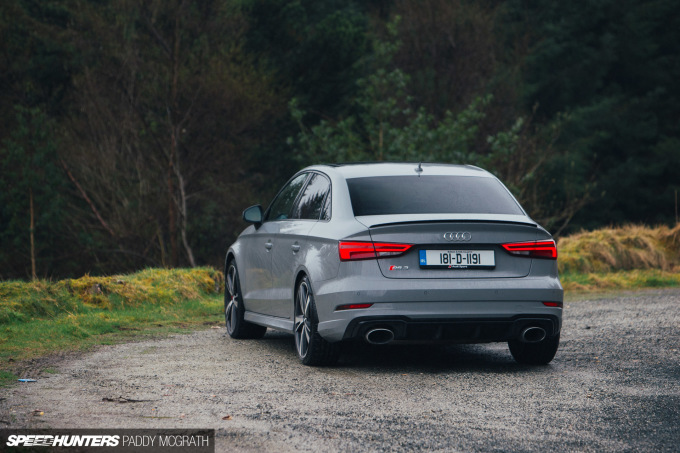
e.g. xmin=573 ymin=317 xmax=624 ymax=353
xmin=502 ymin=240 xmax=557 ymax=259
xmin=339 ymin=241 xmax=413 ymax=261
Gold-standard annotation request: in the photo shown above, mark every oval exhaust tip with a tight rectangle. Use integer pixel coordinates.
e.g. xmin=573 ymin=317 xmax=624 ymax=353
xmin=365 ymin=328 xmax=395 ymax=345
xmin=520 ymin=326 xmax=547 ymax=343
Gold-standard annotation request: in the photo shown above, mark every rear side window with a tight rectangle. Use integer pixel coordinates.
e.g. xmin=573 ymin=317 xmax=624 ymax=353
xmin=265 ymin=173 xmax=308 ymax=221
xmin=346 ymin=175 xmax=524 ymax=216
xmin=291 ymin=173 xmax=331 ymax=220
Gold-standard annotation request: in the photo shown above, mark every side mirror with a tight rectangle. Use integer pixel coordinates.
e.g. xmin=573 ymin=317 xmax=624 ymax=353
xmin=242 ymin=205 xmax=263 ymax=226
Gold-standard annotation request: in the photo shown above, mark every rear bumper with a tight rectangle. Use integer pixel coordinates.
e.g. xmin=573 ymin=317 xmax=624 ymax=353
xmin=341 ymin=314 xmax=560 ymax=343
xmin=313 ymin=274 xmax=563 ymax=343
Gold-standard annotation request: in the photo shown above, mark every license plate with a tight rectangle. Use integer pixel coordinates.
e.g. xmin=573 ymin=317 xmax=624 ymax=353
xmin=419 ymin=250 xmax=495 ymax=269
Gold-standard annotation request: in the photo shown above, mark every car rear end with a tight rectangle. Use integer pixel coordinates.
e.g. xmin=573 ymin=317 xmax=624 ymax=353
xmin=313 ymin=164 xmax=563 ymax=350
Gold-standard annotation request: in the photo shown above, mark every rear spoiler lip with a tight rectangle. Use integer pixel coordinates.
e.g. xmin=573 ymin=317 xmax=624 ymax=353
xmin=355 ymin=214 xmax=538 ymax=229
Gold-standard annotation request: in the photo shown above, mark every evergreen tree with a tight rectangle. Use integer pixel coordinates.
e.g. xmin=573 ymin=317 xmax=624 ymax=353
xmin=504 ymin=0 xmax=680 ymax=229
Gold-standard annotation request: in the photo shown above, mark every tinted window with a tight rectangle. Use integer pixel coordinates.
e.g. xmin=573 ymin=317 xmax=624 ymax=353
xmin=291 ymin=174 xmax=331 ymax=220
xmin=347 ymin=175 xmax=524 ymax=216
xmin=265 ymin=173 xmax=308 ymax=221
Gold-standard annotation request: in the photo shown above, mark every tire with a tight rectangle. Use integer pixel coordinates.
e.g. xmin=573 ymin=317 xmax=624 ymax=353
xmin=294 ymin=276 xmax=340 ymax=366
xmin=225 ymin=261 xmax=267 ymax=339
xmin=508 ymin=333 xmax=560 ymax=365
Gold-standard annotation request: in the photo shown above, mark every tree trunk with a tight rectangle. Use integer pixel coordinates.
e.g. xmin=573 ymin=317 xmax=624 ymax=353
xmin=29 ymin=187 xmax=36 ymax=280
xmin=176 ymin=164 xmax=196 ymax=267
xmin=168 ymin=157 xmax=178 ymax=267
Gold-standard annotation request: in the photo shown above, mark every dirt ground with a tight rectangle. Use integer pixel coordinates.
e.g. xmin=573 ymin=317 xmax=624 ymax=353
xmin=2 ymin=289 xmax=679 ymax=452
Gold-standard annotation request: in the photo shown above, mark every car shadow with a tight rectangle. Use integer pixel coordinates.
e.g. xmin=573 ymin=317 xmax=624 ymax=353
xmin=258 ymin=330 xmax=555 ymax=374
xmin=339 ymin=342 xmax=522 ymax=373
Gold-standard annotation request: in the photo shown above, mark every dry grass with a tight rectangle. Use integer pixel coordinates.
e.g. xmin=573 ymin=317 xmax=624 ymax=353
xmin=558 ymin=224 xmax=680 ymax=274
xmin=561 ymin=269 xmax=680 ymax=292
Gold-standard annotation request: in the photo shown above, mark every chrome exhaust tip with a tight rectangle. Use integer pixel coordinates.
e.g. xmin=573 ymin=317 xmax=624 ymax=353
xmin=365 ymin=328 xmax=395 ymax=345
xmin=520 ymin=326 xmax=547 ymax=343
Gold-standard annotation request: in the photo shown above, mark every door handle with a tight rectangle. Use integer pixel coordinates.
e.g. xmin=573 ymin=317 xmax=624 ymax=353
xmin=265 ymin=241 xmax=273 ymax=250
xmin=291 ymin=244 xmax=301 ymax=252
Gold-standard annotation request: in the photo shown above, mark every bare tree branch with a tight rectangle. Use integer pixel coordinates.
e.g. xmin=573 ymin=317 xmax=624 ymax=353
xmin=60 ymin=158 xmax=116 ymax=238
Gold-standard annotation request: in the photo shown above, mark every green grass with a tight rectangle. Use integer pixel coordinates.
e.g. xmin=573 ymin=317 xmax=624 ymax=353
xmin=0 ymin=296 xmax=223 ymax=364
xmin=0 ymin=268 xmax=224 ymax=374
xmin=0 ymin=370 xmax=17 ymax=387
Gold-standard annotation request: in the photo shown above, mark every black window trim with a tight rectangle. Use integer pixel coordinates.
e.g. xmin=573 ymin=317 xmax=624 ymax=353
xmin=315 ymin=171 xmax=332 ymax=222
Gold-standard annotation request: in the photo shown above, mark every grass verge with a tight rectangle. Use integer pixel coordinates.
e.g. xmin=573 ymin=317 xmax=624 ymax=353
xmin=558 ymin=224 xmax=680 ymax=293
xmin=561 ymin=269 xmax=680 ymax=293
xmin=0 ymin=268 xmax=224 ymax=382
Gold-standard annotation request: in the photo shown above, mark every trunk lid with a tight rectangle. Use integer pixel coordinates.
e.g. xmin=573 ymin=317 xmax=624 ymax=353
xmin=363 ymin=220 xmax=541 ymax=279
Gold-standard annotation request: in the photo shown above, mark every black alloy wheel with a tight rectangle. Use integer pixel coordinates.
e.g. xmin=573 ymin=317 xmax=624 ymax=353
xmin=225 ymin=262 xmax=266 ymax=339
xmin=294 ymin=276 xmax=340 ymax=366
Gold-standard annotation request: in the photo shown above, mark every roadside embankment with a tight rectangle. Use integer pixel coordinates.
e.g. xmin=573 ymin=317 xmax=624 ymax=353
xmin=0 ymin=268 xmax=223 ymax=382
xmin=559 ymin=224 xmax=680 ymax=291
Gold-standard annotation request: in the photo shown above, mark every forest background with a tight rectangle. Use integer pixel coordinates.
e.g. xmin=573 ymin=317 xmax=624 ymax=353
xmin=1 ymin=0 xmax=678 ymax=280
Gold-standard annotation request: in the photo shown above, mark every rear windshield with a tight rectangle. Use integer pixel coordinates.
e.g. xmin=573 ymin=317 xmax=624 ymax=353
xmin=347 ymin=175 xmax=524 ymax=216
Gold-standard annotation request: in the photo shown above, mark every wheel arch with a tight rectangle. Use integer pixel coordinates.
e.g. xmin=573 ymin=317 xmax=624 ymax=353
xmin=224 ymin=250 xmax=239 ymax=298
xmin=293 ymin=266 xmax=312 ymax=294
xmin=225 ymin=250 xmax=236 ymax=271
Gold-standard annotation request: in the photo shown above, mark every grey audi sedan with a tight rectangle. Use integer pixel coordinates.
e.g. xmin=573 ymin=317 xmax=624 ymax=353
xmin=224 ymin=163 xmax=563 ymax=366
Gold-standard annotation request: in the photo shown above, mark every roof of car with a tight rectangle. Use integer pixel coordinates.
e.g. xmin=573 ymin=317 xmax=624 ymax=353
xmin=307 ymin=162 xmax=492 ymax=179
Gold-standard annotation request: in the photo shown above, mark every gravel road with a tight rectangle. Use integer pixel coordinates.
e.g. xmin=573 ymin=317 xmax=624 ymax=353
xmin=2 ymin=289 xmax=679 ymax=452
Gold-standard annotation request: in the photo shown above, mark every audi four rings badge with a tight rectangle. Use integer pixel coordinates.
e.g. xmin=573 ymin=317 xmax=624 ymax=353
xmin=443 ymin=232 xmax=472 ymax=241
